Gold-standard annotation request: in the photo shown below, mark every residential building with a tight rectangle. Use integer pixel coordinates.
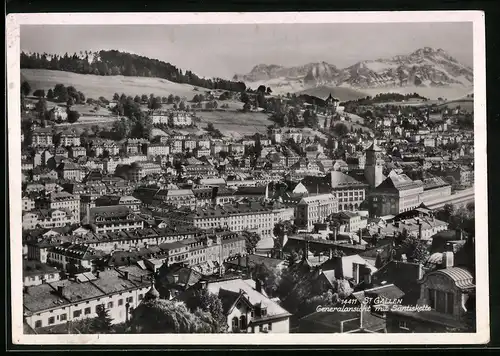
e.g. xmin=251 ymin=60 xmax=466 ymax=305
xmin=296 ymin=193 xmax=338 ymax=230
xmin=88 ymin=206 xmax=144 ymax=234
xmin=23 ymin=260 xmax=60 ymax=287
xmin=31 ymin=128 xmax=53 ymax=148
xmin=39 ymin=191 xmax=81 ymax=219
xmin=329 ymin=211 xmax=367 ymax=233
xmin=56 ymin=162 xmax=82 ymax=182
xmin=69 ymin=146 xmax=87 ymax=159
xmin=129 ymin=162 xmax=163 ymax=181
xmin=47 ymin=243 xmax=105 ymax=272
xmin=23 ymin=269 xmax=151 ymax=330
xmin=59 ymin=132 xmax=81 ymax=147
xmin=204 ymin=277 xmax=291 ymax=333
xmin=146 ymin=143 xmax=170 ymax=157
xmin=22 ymin=209 xmax=78 ymax=230
xmin=169 ymin=112 xmax=192 ymax=127
xmin=386 ymin=249 xmax=475 ymax=332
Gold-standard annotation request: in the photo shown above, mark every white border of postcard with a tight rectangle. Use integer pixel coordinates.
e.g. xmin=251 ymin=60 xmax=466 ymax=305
xmin=7 ymin=11 xmax=489 ymax=345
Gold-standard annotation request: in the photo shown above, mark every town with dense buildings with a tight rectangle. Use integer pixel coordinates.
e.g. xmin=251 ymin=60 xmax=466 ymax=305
xmin=18 ymin=46 xmax=476 ymax=335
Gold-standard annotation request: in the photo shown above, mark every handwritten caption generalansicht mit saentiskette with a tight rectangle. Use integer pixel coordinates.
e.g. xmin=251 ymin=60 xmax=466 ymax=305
xmin=315 ymin=297 xmax=432 ymax=313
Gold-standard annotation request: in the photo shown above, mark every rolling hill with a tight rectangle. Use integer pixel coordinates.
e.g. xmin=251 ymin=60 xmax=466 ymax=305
xmin=21 ymin=69 xmax=212 ymax=101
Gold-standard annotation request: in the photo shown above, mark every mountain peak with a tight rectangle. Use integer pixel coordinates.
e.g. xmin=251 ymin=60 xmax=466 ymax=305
xmin=234 ymin=47 xmax=473 ymax=92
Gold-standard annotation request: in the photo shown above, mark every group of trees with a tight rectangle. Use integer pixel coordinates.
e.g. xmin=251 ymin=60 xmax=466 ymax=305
xmin=129 ymin=298 xmax=222 ymax=333
xmin=111 ymin=94 xmax=153 ymax=140
xmin=21 ymin=80 xmax=85 ymax=123
xmin=436 ymin=203 xmax=475 ymax=236
xmin=21 ymin=50 xmax=247 ymax=92
xmin=241 ymin=230 xmax=261 ymax=253
xmin=255 ymin=257 xmax=353 ymax=318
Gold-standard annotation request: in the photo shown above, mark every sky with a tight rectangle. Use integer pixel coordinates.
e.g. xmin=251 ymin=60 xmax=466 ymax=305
xmin=20 ymin=22 xmax=473 ymax=79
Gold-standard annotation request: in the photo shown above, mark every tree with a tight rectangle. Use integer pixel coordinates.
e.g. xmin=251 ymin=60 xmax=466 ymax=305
xmin=396 ymin=232 xmax=430 ymax=264
xmin=148 ymin=96 xmax=162 ymax=110
xmin=167 ymin=94 xmax=175 ymax=104
xmin=134 ymin=95 xmax=141 ymax=103
xmin=241 ymin=230 xmax=261 ymax=253
xmin=161 ymin=96 xmax=168 ymax=104
xmin=206 ymin=123 xmax=215 ymax=132
xmin=113 ymin=117 xmax=131 ymax=140
xmin=21 ymin=80 xmax=31 ymax=97
xmin=33 ymin=89 xmax=45 ymax=98
xmin=67 ymin=97 xmax=75 ymax=108
xmin=240 ymin=91 xmax=250 ymax=105
xmin=286 ymin=250 xmax=301 ymax=267
xmin=47 ymin=89 xmax=54 ymax=100
xmin=334 ymin=123 xmax=349 ymax=137
xmin=67 ymin=110 xmax=81 ymax=123
xmin=113 ymin=93 xmax=120 ymax=101
xmin=179 ymin=101 xmax=186 ymax=111
xmin=35 ymin=98 xmax=48 ymax=119
xmin=92 ymin=306 xmax=113 ymax=333
xmin=253 ymin=263 xmax=282 ymax=297
xmin=266 ymin=87 xmax=273 ymax=95
xmin=174 ymin=95 xmax=181 ymax=104
xmin=183 ymin=288 xmax=228 ymax=333
xmin=130 ymin=299 xmax=215 ymax=333
xmin=273 ymin=220 xmax=295 ymax=248
xmin=335 ymin=279 xmax=353 ymax=299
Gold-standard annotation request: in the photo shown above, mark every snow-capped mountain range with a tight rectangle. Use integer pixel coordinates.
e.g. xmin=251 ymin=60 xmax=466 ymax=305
xmin=233 ymin=47 xmax=473 ymax=96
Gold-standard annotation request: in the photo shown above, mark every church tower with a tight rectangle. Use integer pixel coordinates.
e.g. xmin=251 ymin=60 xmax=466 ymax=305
xmin=364 ymin=142 xmax=384 ymax=189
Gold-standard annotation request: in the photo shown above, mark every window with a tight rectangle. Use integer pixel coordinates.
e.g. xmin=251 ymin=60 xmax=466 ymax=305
xmin=259 ymin=325 xmax=263 ymax=332
xmin=139 ymin=294 xmax=144 ymax=301
xmin=84 ymin=307 xmax=91 ymax=315
xmin=73 ymin=309 xmax=82 ymax=318
xmin=268 ymin=323 xmax=272 ymax=331
xmin=108 ymin=302 xmax=114 ymax=308
xmin=48 ymin=316 xmax=55 ymax=325
xmin=127 ymin=297 xmax=134 ymax=304
xmin=35 ymin=320 xmax=42 ymax=328
xmin=428 ymin=289 xmax=454 ymax=315
xmin=232 ymin=317 xmax=239 ymax=331
xmin=399 ymin=321 xmax=409 ymax=330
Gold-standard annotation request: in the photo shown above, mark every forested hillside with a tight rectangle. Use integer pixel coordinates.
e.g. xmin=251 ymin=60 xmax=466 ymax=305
xmin=20 ymin=50 xmax=247 ymax=92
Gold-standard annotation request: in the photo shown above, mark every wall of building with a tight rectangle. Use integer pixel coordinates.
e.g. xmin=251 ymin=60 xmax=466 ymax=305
xmin=25 ymin=286 xmax=150 ymax=329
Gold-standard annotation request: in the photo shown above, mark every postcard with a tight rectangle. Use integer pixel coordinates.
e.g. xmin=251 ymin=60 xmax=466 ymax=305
xmin=6 ymin=11 xmax=488 ymax=345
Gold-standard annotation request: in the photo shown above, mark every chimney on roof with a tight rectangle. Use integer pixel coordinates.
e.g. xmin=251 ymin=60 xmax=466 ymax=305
xmin=124 ymin=271 xmax=130 ymax=280
xmin=332 ymin=226 xmax=337 ymax=242
xmin=57 ymin=286 xmax=64 ymax=296
xmin=255 ymin=278 xmax=263 ymax=293
xmin=200 ymin=280 xmax=207 ymax=290
xmin=173 ymin=274 xmax=179 ymax=283
xmin=96 ymin=270 xmax=100 ymax=278
xmin=442 ymin=244 xmax=454 ymax=269
xmin=418 ymin=220 xmax=423 ymax=240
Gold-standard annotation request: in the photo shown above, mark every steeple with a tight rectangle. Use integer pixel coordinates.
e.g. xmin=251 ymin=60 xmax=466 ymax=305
xmin=144 ymin=281 xmax=160 ymax=301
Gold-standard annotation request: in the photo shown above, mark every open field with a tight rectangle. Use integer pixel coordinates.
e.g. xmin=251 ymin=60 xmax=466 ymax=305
xmin=21 ymin=69 xmax=214 ymax=101
xmin=192 ymin=110 xmax=273 ymax=138
xmin=436 ymin=99 xmax=474 ymax=112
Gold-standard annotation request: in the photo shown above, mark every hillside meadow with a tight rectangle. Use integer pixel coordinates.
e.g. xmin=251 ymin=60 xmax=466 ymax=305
xmin=21 ymin=69 xmax=212 ymax=101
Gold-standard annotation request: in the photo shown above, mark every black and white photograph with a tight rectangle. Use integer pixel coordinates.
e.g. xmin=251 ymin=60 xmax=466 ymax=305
xmin=7 ymin=12 xmax=488 ymax=345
